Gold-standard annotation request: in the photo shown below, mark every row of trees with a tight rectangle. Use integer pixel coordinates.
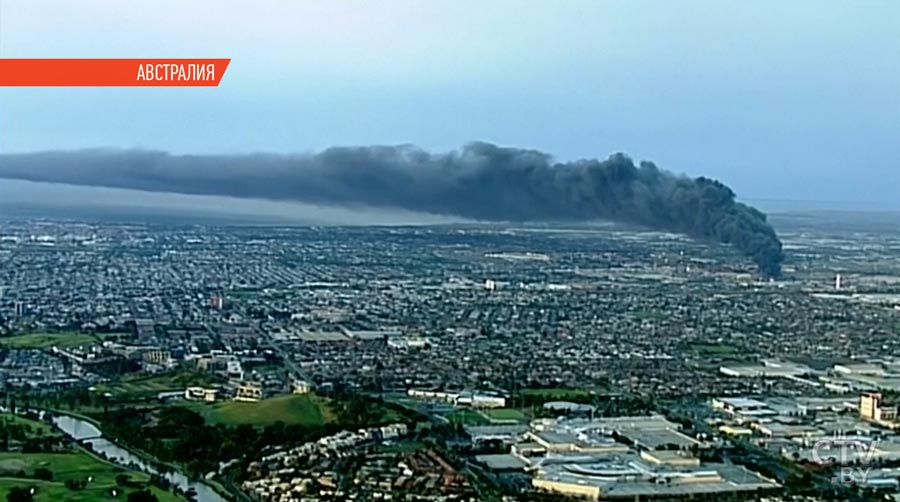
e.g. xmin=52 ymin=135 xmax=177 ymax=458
xmin=1 ymin=425 xmax=49 ymax=453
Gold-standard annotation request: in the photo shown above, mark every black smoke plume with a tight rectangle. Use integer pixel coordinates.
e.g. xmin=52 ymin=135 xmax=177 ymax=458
xmin=0 ymin=143 xmax=784 ymax=275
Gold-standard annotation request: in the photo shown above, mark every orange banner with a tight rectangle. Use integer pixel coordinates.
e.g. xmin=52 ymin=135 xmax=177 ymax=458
xmin=0 ymin=58 xmax=231 ymax=86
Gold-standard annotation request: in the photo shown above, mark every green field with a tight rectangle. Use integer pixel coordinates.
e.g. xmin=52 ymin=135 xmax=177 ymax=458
xmin=180 ymin=394 xmax=334 ymax=426
xmin=482 ymin=408 xmax=529 ymax=423
xmin=0 ymin=451 xmax=181 ymax=502
xmin=94 ymin=369 xmax=224 ymax=398
xmin=0 ymin=414 xmax=58 ymax=438
xmin=0 ymin=332 xmax=126 ymax=350
xmin=447 ymin=409 xmax=490 ymax=425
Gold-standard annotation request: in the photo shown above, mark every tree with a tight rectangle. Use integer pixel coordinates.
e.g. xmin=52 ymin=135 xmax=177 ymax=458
xmin=32 ymin=468 xmax=52 ymax=481
xmin=5 ymin=487 xmax=33 ymax=502
xmin=127 ymin=490 xmax=159 ymax=502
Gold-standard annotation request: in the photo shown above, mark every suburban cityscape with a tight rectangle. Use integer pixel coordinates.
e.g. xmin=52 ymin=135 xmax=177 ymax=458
xmin=1 ymin=212 xmax=900 ymax=502
xmin=0 ymin=0 xmax=895 ymax=500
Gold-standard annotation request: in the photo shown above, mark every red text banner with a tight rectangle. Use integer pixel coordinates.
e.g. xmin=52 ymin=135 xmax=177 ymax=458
xmin=0 ymin=58 xmax=231 ymax=86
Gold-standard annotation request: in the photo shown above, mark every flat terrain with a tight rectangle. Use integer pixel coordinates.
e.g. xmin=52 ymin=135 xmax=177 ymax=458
xmin=0 ymin=331 xmax=126 ymax=349
xmin=481 ymin=408 xmax=529 ymax=423
xmin=0 ymin=450 xmax=181 ymax=502
xmin=180 ymin=394 xmax=334 ymax=427
xmin=0 ymin=413 xmax=58 ymax=437
xmin=447 ymin=409 xmax=490 ymax=425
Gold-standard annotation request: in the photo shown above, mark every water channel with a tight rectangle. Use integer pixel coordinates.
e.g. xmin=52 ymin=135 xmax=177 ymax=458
xmin=51 ymin=414 xmax=230 ymax=502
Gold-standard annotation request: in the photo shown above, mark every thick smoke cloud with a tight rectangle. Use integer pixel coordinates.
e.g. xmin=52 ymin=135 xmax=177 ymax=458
xmin=0 ymin=143 xmax=784 ymax=275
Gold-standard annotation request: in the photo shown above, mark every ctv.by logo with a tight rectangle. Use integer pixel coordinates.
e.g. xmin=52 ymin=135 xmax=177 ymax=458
xmin=810 ymin=438 xmax=879 ymax=485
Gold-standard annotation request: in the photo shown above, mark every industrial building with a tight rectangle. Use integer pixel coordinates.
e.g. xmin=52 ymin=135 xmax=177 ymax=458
xmin=531 ymin=454 xmax=776 ymax=500
xmin=475 ymin=415 xmax=776 ymax=500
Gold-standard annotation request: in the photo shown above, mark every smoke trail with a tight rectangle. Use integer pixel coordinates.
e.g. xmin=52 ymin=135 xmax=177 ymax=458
xmin=0 ymin=143 xmax=784 ymax=275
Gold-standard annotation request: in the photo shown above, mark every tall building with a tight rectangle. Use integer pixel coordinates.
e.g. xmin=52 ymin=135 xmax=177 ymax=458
xmin=13 ymin=301 xmax=25 ymax=317
xmin=860 ymin=392 xmax=879 ymax=420
xmin=860 ymin=392 xmax=898 ymax=423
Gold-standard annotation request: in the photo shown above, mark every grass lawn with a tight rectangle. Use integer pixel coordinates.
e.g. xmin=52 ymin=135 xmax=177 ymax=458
xmin=482 ymin=408 xmax=529 ymax=423
xmin=95 ymin=369 xmax=224 ymax=398
xmin=0 ymin=450 xmax=181 ymax=502
xmin=0 ymin=414 xmax=58 ymax=437
xmin=447 ymin=409 xmax=490 ymax=426
xmin=378 ymin=407 xmax=405 ymax=424
xmin=180 ymin=393 xmax=334 ymax=427
xmin=0 ymin=332 xmax=126 ymax=350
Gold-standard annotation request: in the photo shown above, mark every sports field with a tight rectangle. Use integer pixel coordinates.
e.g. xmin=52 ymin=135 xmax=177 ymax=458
xmin=481 ymin=408 xmax=529 ymax=423
xmin=447 ymin=409 xmax=490 ymax=425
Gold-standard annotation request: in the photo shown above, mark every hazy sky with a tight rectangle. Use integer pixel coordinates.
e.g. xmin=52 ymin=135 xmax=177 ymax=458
xmin=0 ymin=0 xmax=898 ymax=207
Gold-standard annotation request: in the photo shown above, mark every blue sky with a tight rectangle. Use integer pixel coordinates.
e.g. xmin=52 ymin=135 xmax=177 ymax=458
xmin=0 ymin=0 xmax=898 ymax=208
